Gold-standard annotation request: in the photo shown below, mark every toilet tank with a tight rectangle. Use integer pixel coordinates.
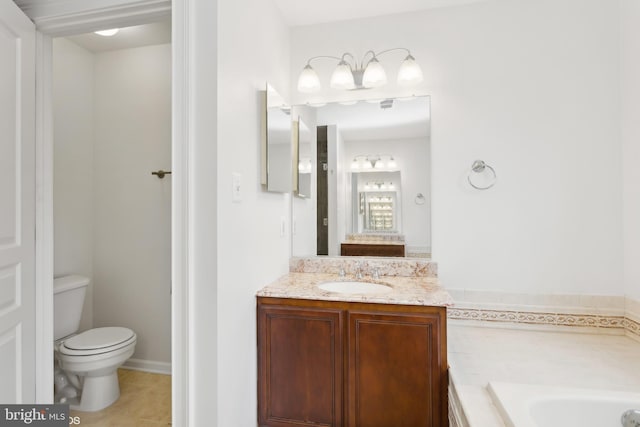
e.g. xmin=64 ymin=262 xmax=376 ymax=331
xmin=53 ymin=275 xmax=89 ymax=341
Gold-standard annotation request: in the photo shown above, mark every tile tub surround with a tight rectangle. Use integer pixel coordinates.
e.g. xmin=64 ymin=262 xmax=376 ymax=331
xmin=447 ymin=289 xmax=640 ymax=339
xmin=256 ymin=272 xmax=453 ymax=306
xmin=289 ymin=256 xmax=437 ymax=278
xmin=448 ymin=324 xmax=640 ymax=427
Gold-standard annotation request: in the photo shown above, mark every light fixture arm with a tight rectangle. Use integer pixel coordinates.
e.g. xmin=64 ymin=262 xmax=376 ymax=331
xmin=361 ymin=48 xmax=411 ymax=68
xmin=305 ymin=54 xmax=348 ymax=67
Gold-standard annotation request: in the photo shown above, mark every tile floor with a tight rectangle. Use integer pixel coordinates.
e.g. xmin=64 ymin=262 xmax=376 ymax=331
xmin=70 ymin=369 xmax=171 ymax=427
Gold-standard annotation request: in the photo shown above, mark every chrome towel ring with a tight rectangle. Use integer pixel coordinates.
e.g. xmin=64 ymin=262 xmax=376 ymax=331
xmin=467 ymin=160 xmax=496 ymax=190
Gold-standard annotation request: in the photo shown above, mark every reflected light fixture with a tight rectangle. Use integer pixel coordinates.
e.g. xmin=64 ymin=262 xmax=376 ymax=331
xmin=351 ymin=154 xmax=397 ymax=171
xmin=95 ymin=28 xmax=119 ymax=36
xmin=364 ymin=181 xmax=395 ymax=192
xmin=298 ymin=158 xmax=312 ymax=173
xmin=297 ymin=48 xmax=423 ymax=93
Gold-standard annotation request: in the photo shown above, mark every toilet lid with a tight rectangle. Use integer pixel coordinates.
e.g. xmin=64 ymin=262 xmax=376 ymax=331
xmin=63 ymin=327 xmax=135 ymax=351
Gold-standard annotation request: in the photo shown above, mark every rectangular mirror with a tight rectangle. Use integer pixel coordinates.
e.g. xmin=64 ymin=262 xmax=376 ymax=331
xmin=291 ymin=96 xmax=431 ymax=258
xmin=261 ymin=83 xmax=291 ymax=193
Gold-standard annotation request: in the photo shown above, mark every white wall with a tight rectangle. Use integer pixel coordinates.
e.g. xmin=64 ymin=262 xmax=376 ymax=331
xmin=215 ymin=0 xmax=291 ymax=425
xmin=52 ymin=38 xmax=95 ymax=332
xmin=622 ymin=0 xmax=640 ymax=300
xmin=291 ymin=0 xmax=623 ymax=295
xmin=92 ymin=44 xmax=172 ymax=365
xmin=53 ymin=39 xmax=172 ymax=365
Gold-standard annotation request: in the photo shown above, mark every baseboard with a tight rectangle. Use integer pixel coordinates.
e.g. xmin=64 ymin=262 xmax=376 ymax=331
xmin=122 ymin=358 xmax=171 ymax=375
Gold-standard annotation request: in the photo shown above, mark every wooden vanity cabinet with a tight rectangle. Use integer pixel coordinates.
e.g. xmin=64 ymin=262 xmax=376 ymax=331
xmin=257 ymin=303 xmax=344 ymax=427
xmin=257 ymin=297 xmax=448 ymax=427
xmin=340 ymin=242 xmax=405 ymax=257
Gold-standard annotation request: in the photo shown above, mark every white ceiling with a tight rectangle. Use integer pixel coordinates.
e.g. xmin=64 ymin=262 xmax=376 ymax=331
xmin=58 ymin=0 xmax=483 ymax=52
xmin=65 ymin=18 xmax=171 ymax=53
xmin=273 ymin=0 xmax=487 ymax=26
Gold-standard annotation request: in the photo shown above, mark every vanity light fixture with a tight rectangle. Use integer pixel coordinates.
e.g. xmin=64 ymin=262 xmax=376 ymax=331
xmin=94 ymin=28 xmax=119 ymax=36
xmin=364 ymin=182 xmax=395 ymax=191
xmin=351 ymin=154 xmax=396 ymax=171
xmin=297 ymin=48 xmax=424 ymax=93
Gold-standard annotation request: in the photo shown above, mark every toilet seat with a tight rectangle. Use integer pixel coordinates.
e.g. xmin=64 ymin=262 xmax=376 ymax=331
xmin=59 ymin=327 xmax=136 ymax=357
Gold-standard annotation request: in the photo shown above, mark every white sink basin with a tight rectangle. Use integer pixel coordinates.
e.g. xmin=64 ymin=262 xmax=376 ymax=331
xmin=317 ymin=281 xmax=392 ymax=294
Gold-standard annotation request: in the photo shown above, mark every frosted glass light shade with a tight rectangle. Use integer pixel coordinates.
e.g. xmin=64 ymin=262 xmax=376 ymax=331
xmin=397 ymin=54 xmax=423 ymax=86
xmin=297 ymin=65 xmax=321 ymax=93
xmin=362 ymin=58 xmax=387 ymax=88
xmin=330 ymin=61 xmax=355 ymax=90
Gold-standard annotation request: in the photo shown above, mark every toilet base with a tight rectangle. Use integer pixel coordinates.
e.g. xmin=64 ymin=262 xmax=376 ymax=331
xmin=69 ymin=372 xmax=120 ymax=412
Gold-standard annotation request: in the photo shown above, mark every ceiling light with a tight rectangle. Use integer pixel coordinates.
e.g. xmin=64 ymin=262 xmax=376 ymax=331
xmin=297 ymin=48 xmax=423 ymax=93
xmin=95 ymin=28 xmax=119 ymax=37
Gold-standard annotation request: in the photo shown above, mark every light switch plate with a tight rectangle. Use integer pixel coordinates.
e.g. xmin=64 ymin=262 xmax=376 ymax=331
xmin=232 ymin=173 xmax=242 ymax=202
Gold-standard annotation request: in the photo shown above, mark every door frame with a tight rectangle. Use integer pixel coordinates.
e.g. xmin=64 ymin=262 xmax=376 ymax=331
xmin=31 ymin=1 xmax=191 ymax=425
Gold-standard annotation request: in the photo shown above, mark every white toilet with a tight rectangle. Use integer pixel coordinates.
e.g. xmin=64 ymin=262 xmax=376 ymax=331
xmin=53 ymin=275 xmax=137 ymax=412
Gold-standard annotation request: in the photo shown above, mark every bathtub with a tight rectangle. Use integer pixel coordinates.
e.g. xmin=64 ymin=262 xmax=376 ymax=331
xmin=488 ymin=382 xmax=640 ymax=427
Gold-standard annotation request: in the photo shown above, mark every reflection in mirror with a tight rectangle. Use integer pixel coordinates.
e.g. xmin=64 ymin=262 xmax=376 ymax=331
xmin=296 ymin=118 xmax=312 ymax=198
xmin=263 ymin=84 xmax=291 ymax=193
xmin=291 ymin=96 xmax=430 ymax=258
xmin=353 ymin=171 xmax=402 ymax=233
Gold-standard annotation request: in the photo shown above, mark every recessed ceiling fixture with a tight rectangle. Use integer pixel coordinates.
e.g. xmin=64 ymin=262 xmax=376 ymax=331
xmin=94 ymin=28 xmax=119 ymax=37
xmin=297 ymin=48 xmax=423 ymax=93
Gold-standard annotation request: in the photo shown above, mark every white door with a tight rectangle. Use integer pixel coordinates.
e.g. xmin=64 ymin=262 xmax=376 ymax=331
xmin=0 ymin=0 xmax=36 ymax=403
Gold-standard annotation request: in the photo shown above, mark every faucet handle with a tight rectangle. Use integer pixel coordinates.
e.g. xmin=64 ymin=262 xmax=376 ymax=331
xmin=622 ymin=409 xmax=640 ymax=427
xmin=372 ymin=268 xmax=380 ymax=280
xmin=355 ymin=262 xmax=364 ymax=280
xmin=338 ymin=267 xmax=346 ymax=278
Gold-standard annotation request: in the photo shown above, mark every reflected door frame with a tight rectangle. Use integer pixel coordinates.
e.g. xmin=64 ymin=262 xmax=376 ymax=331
xmin=28 ymin=2 xmax=189 ymax=427
xmin=317 ymin=126 xmax=328 ymax=255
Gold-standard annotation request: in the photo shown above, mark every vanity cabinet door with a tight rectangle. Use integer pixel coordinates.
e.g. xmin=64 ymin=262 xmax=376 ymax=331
xmin=258 ymin=304 xmax=344 ymax=427
xmin=347 ymin=310 xmax=447 ymax=427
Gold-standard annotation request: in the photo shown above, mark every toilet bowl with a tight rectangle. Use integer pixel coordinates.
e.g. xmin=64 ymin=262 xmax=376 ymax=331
xmin=54 ymin=276 xmax=137 ymax=412
xmin=56 ymin=327 xmax=137 ymax=412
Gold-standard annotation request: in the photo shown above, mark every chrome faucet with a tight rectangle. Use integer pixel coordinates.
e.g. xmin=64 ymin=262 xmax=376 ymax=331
xmin=622 ymin=410 xmax=640 ymax=427
xmin=372 ymin=268 xmax=380 ymax=280
xmin=355 ymin=262 xmax=364 ymax=280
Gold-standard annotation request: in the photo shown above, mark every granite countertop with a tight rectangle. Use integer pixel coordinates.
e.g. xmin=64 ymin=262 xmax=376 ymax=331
xmin=256 ymin=272 xmax=453 ymax=307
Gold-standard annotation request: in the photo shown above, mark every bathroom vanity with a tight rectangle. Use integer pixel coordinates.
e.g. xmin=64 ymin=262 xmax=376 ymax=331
xmin=257 ymin=258 xmax=451 ymax=427
xmin=340 ymin=242 xmax=405 ymax=257
xmin=340 ymin=234 xmax=406 ymax=257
